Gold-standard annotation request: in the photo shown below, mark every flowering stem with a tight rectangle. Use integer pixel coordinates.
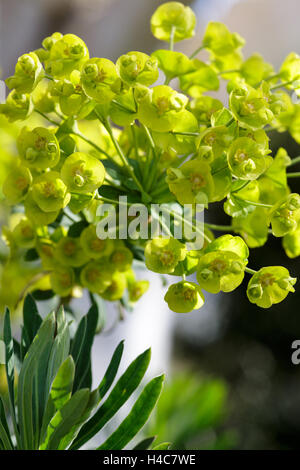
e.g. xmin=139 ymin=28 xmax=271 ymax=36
xmin=102 ymin=118 xmax=148 ymax=197
xmin=245 ymin=267 xmax=257 ymax=275
xmin=35 ymin=110 xmax=60 ymax=126
xmin=71 ymin=131 xmax=112 ymax=160
xmin=189 ymin=45 xmax=205 ymax=59
xmin=288 ymin=156 xmax=300 ymax=167
xmin=218 ymin=69 xmax=240 ymax=76
xmin=271 ymin=79 xmax=295 ymax=90
xmin=234 ymin=195 xmax=273 ymax=208
xmin=169 ymin=26 xmax=176 ymax=51
xmin=205 ymin=223 xmax=234 ymax=232
xmin=287 ymin=172 xmax=300 ymax=178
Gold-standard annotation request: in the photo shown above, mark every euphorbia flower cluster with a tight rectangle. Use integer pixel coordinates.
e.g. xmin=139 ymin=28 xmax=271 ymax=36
xmin=0 ymin=2 xmax=299 ymax=314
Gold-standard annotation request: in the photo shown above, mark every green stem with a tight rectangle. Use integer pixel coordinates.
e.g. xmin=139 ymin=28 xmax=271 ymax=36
xmin=204 ymin=223 xmax=234 ymax=232
xmin=35 ymin=110 xmax=60 ymax=126
xmin=234 ymin=195 xmax=273 ymax=208
xmin=95 ymin=194 xmax=132 ymax=206
xmin=163 ymin=207 xmax=212 ymax=244
xmin=71 ymin=131 xmax=112 ymax=160
xmin=231 ymin=180 xmax=251 ymax=194
xmin=169 ymin=26 xmax=176 ymax=51
xmin=218 ymin=69 xmax=240 ymax=76
xmin=287 ymin=172 xmax=300 ymax=178
xmin=103 ymin=118 xmax=147 ymax=196
xmin=225 ymin=117 xmax=235 ymax=127
xmin=271 ymin=79 xmax=295 ymax=90
xmin=189 ymin=45 xmax=205 ymax=59
xmin=288 ymin=156 xmax=300 ymax=167
xmin=245 ymin=267 xmax=257 ymax=275
xmin=171 ymin=131 xmax=200 ymax=137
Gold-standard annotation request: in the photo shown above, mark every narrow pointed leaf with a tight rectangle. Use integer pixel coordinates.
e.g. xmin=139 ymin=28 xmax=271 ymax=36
xmin=0 ymin=397 xmax=13 ymax=450
xmin=133 ymin=436 xmax=156 ymax=450
xmin=98 ymin=340 xmax=124 ymax=399
xmin=97 ymin=375 xmax=164 ymax=450
xmin=40 ymin=389 xmax=90 ymax=450
xmin=70 ymin=348 xmax=151 ymax=450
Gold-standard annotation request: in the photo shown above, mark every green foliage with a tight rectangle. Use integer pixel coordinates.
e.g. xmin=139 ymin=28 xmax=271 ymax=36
xmin=0 ymin=296 xmax=164 ymax=450
xmin=0 ymin=1 xmax=299 ymax=314
xmin=148 ymin=374 xmax=235 ymax=450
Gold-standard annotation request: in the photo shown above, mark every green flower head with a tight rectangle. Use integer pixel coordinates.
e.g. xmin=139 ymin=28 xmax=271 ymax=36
xmin=45 ymin=34 xmax=89 ymax=79
xmin=50 ymin=266 xmax=75 ymax=297
xmin=81 ymin=58 xmax=120 ymax=104
xmin=167 ymin=159 xmax=214 ymax=205
xmin=269 ymin=193 xmax=300 ymax=237
xmin=283 ymin=227 xmax=300 ymax=258
xmin=227 ymin=136 xmax=272 ymax=180
xmin=17 ymin=126 xmax=60 ymax=170
xmin=128 ymin=280 xmax=150 ymax=302
xmin=54 ymin=236 xmax=88 ymax=267
xmin=60 ymin=152 xmax=105 ymax=194
xmin=197 ymin=250 xmax=247 ymax=294
xmin=137 ymin=85 xmax=188 ymax=132
xmin=247 ymin=266 xmax=296 ymax=308
xmin=5 ymin=52 xmax=44 ymax=93
xmin=2 ymin=165 xmax=32 ymax=204
xmin=151 ymin=2 xmax=196 ymax=43
xmin=12 ymin=217 xmax=36 ymax=249
xmin=164 ymin=281 xmax=204 ymax=313
xmin=31 ymin=171 xmax=71 ymax=213
xmin=101 ymin=272 xmax=127 ymax=301
xmin=80 ymin=259 xmax=113 ymax=293
xmin=80 ymin=224 xmax=114 ymax=259
xmin=145 ymin=237 xmax=186 ymax=274
xmin=229 ymin=83 xmax=274 ymax=130
xmin=0 ymin=90 xmax=33 ymax=122
xmin=110 ymin=244 xmax=134 ymax=272
xmin=116 ymin=51 xmax=159 ymax=86
xmin=202 ymin=22 xmax=245 ymax=56
xmin=24 ymin=192 xmax=60 ymax=226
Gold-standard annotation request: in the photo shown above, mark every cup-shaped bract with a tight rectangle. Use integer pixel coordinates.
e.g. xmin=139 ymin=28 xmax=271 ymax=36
xmin=45 ymin=34 xmax=89 ymax=79
xmin=80 ymin=224 xmax=114 ymax=259
xmin=227 ymin=136 xmax=272 ymax=180
xmin=247 ymin=266 xmax=296 ymax=308
xmin=269 ymin=193 xmax=300 ymax=237
xmin=81 ymin=58 xmax=120 ymax=104
xmin=202 ymin=22 xmax=245 ymax=56
xmin=110 ymin=244 xmax=134 ymax=272
xmin=60 ymin=152 xmax=105 ymax=194
xmin=229 ymin=83 xmax=274 ymax=130
xmin=137 ymin=85 xmax=188 ymax=132
xmin=101 ymin=272 xmax=127 ymax=300
xmin=167 ymin=159 xmax=214 ymax=205
xmin=116 ymin=51 xmax=159 ymax=86
xmin=128 ymin=280 xmax=150 ymax=302
xmin=80 ymin=259 xmax=113 ymax=293
xmin=54 ymin=236 xmax=88 ymax=267
xmin=12 ymin=217 xmax=36 ymax=249
xmin=17 ymin=126 xmax=60 ymax=170
xmin=6 ymin=52 xmax=44 ymax=93
xmin=3 ymin=165 xmax=32 ymax=204
xmin=50 ymin=266 xmax=75 ymax=297
xmin=151 ymin=2 xmax=196 ymax=42
xmin=145 ymin=237 xmax=186 ymax=274
xmin=31 ymin=171 xmax=71 ymax=213
xmin=24 ymin=192 xmax=60 ymax=226
xmin=197 ymin=250 xmax=247 ymax=294
xmin=0 ymin=91 xmax=33 ymax=122
xmin=164 ymin=280 xmax=205 ymax=313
